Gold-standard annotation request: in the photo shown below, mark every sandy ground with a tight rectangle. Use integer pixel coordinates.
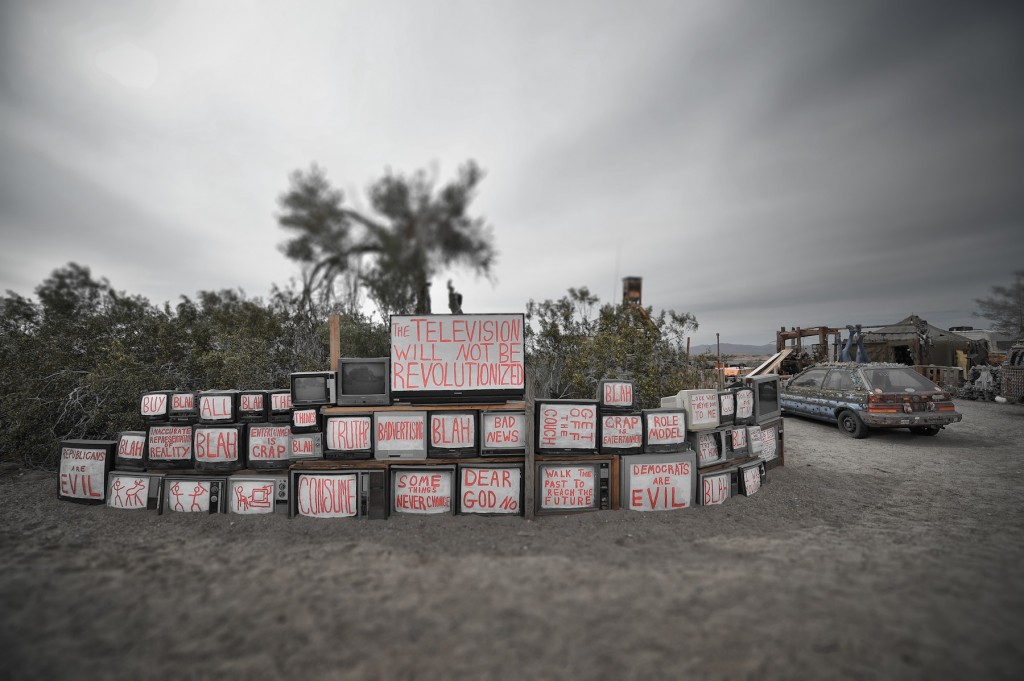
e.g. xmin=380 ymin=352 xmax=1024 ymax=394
xmin=2 ymin=399 xmax=1023 ymax=681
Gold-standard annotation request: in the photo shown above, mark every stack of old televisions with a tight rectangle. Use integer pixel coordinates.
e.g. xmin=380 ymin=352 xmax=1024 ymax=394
xmin=58 ymin=387 xmax=297 ymax=514
xmin=289 ymin=359 xmax=529 ymax=520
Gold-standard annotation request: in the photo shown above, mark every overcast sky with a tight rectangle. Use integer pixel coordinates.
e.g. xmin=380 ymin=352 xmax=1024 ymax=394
xmin=1 ymin=0 xmax=1022 ymax=345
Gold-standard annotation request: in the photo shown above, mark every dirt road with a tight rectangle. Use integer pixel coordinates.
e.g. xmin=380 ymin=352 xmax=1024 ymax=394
xmin=2 ymin=399 xmax=1022 ymax=680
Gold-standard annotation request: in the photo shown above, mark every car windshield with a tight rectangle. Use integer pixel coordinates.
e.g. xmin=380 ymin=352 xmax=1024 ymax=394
xmin=860 ymin=367 xmax=939 ymax=393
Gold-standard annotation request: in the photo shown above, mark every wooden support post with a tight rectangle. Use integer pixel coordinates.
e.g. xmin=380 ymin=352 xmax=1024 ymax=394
xmin=329 ymin=314 xmax=340 ymax=371
xmin=524 ymin=365 xmax=536 ymax=519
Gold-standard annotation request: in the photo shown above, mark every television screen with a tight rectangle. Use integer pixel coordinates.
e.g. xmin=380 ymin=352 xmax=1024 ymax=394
xmin=289 ymin=432 xmax=323 ymax=461
xmin=535 ymin=460 xmax=612 ymax=514
xmin=145 ymin=424 xmax=193 ymax=469
xmin=599 ymin=412 xmax=643 ymax=454
xmin=699 ymin=468 xmax=738 ymax=506
xmin=479 ymin=410 xmax=526 ymax=455
xmin=391 ymin=465 xmax=455 ymax=515
xmin=660 ymin=389 xmax=719 ymax=431
xmin=374 ymin=411 xmax=428 ymax=460
xmin=107 ymin=471 xmax=163 ymax=510
xmin=58 ymin=439 xmax=115 ymax=504
xmin=197 ymin=390 xmax=238 ymax=424
xmin=227 ymin=473 xmax=288 ymax=514
xmin=428 ymin=411 xmax=478 ymax=458
xmin=140 ymin=391 xmax=173 ymax=422
xmin=337 ymin=357 xmax=390 ymax=406
xmin=759 ymin=420 xmax=781 ymax=463
xmin=390 ymin=313 xmax=526 ymax=404
xmin=641 ymin=408 xmax=688 ymax=454
xmin=246 ymin=423 xmax=291 ymax=469
xmin=289 ymin=469 xmax=388 ymax=519
xmin=457 ymin=463 xmax=524 ymax=515
xmin=733 ymin=387 xmax=755 ymax=425
xmin=291 ymin=406 xmax=322 ymax=434
xmin=620 ymin=451 xmax=697 ymax=512
xmin=688 ymin=430 xmax=727 ymax=468
xmin=728 ymin=427 xmax=749 ymax=458
xmin=161 ymin=475 xmax=227 ymax=514
xmin=168 ymin=391 xmax=198 ymax=423
xmin=746 ymin=426 xmax=763 ymax=456
xmin=115 ymin=431 xmax=147 ymax=470
xmin=268 ymin=389 xmax=293 ymax=422
xmin=748 ymin=374 xmax=781 ymax=424
xmin=738 ymin=460 xmax=766 ymax=496
xmin=597 ymin=378 xmax=635 ymax=411
xmin=290 ymin=371 xmax=336 ymax=407
xmin=237 ymin=391 xmax=268 ymax=422
xmin=324 ymin=414 xmax=374 ymax=459
xmin=535 ymin=399 xmax=598 ymax=455
xmin=193 ymin=424 xmax=246 ymax=473
xmin=718 ymin=391 xmax=736 ymax=426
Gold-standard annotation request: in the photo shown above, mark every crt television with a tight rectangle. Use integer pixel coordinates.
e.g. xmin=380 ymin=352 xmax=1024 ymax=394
xmin=324 ymin=414 xmax=374 ymax=460
xmin=687 ymin=429 xmax=727 ymax=468
xmin=457 ymin=463 xmax=524 ymax=515
xmin=718 ymin=390 xmax=736 ymax=426
xmin=197 ymin=390 xmax=239 ymax=424
xmin=58 ymin=439 xmax=116 ymax=504
xmin=246 ymin=423 xmax=291 ymax=470
xmin=535 ymin=459 xmax=612 ymax=515
xmin=336 ymin=357 xmax=391 ymax=406
xmin=193 ymin=423 xmax=247 ymax=473
xmin=237 ymin=390 xmax=268 ymax=422
xmin=290 ymin=371 xmax=336 ymax=407
xmin=620 ymin=451 xmax=697 ymax=512
xmin=161 ymin=475 xmax=228 ymax=514
xmin=699 ymin=467 xmax=738 ymax=506
xmin=479 ymin=410 xmax=526 ymax=456
xmin=290 ymin=432 xmax=324 ymax=461
xmin=107 ymin=471 xmax=163 ymax=510
xmin=374 ymin=411 xmax=428 ymax=460
xmin=291 ymin=406 xmax=322 ymax=434
xmin=227 ymin=472 xmax=288 ymax=514
xmin=758 ymin=419 xmax=782 ymax=463
xmin=596 ymin=378 xmax=635 ymax=412
xmin=728 ymin=427 xmax=749 ymax=458
xmin=168 ymin=391 xmax=198 ymax=423
xmin=660 ymin=389 xmax=719 ymax=431
xmin=738 ymin=460 xmax=767 ymax=496
xmin=391 ymin=464 xmax=456 ymax=515
xmin=428 ymin=410 xmax=478 ymax=458
xmin=115 ymin=430 xmax=147 ymax=470
xmin=145 ymin=424 xmax=193 ymax=470
xmin=641 ymin=408 xmax=688 ymax=454
xmin=289 ymin=468 xmax=388 ymax=519
xmin=268 ymin=389 xmax=293 ymax=422
xmin=732 ymin=387 xmax=756 ymax=426
xmin=746 ymin=374 xmax=781 ymax=424
xmin=599 ymin=412 xmax=643 ymax=455
xmin=534 ymin=399 xmax=599 ymax=455
xmin=140 ymin=391 xmax=173 ymax=423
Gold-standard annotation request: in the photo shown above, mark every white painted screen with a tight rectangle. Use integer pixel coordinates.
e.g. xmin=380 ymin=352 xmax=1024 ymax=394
xmin=539 ymin=465 xmax=596 ymax=510
xmin=735 ymin=389 xmax=754 ymax=419
xmin=430 ymin=413 xmax=476 ymax=449
xmin=295 ymin=474 xmax=358 ymax=518
xmin=194 ymin=427 xmax=240 ymax=462
xmin=165 ymin=479 xmax=212 ymax=512
xmin=644 ymin=411 xmax=687 ymax=448
xmin=199 ymin=394 xmax=233 ymax=421
xmin=248 ymin=425 xmax=291 ymax=463
xmin=536 ymin=402 xmax=597 ymax=451
xmin=459 ymin=466 xmax=522 ymax=514
xmin=140 ymin=393 xmax=168 ymax=418
xmin=107 ymin=474 xmax=151 ymax=509
xmin=147 ymin=425 xmax=192 ymax=461
xmin=117 ymin=432 xmax=146 ymax=462
xmin=601 ymin=414 xmax=642 ymax=450
xmin=374 ymin=413 xmax=426 ymax=451
xmin=393 ymin=469 xmax=453 ymax=514
xmin=229 ymin=479 xmax=278 ymax=514
xmin=625 ymin=459 xmax=694 ymax=511
xmin=59 ymin=446 xmax=106 ymax=500
xmin=480 ymin=411 xmax=526 ymax=451
xmin=701 ymin=472 xmax=731 ymax=506
xmin=325 ymin=416 xmax=372 ymax=452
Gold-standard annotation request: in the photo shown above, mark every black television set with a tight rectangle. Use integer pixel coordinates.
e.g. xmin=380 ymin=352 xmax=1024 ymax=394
xmin=290 ymin=371 xmax=336 ymax=407
xmin=457 ymin=463 xmax=524 ymax=515
xmin=727 ymin=427 xmax=749 ymax=458
xmin=718 ymin=390 xmax=736 ymax=426
xmin=58 ymin=439 xmax=116 ymax=504
xmin=289 ymin=431 xmax=323 ymax=461
xmin=535 ymin=459 xmax=612 ymax=515
xmin=145 ymin=424 xmax=193 ymax=470
xmin=535 ymin=399 xmax=599 ymax=455
xmin=323 ymin=414 xmax=374 ymax=460
xmin=738 ymin=460 xmax=767 ymax=496
xmin=596 ymin=378 xmax=635 ymax=412
xmin=291 ymin=406 xmax=322 ymax=434
xmin=140 ymin=390 xmax=173 ymax=423
xmin=237 ymin=390 xmax=268 ymax=423
xmin=479 ymin=409 xmax=526 ymax=456
xmin=193 ymin=423 xmax=247 ymax=473
xmin=115 ymin=430 xmax=147 ymax=470
xmin=687 ymin=429 xmax=728 ymax=468
xmin=246 ymin=423 xmax=291 ymax=470
xmin=746 ymin=374 xmax=781 ymax=424
xmin=268 ymin=389 xmax=292 ymax=423
xmin=336 ymin=357 xmax=391 ymax=406
xmin=389 ymin=313 xmax=526 ymax=405
xmin=620 ymin=451 xmax=697 ymax=512
xmin=641 ymin=408 xmax=688 ymax=454
xmin=391 ymin=464 xmax=456 ymax=515
xmin=660 ymin=389 xmax=719 ymax=431
xmin=160 ymin=474 xmax=228 ymax=514
xmin=227 ymin=472 xmax=288 ymax=514
xmin=428 ymin=410 xmax=478 ymax=458
xmin=732 ymin=387 xmax=756 ymax=426
xmin=289 ymin=468 xmax=388 ymax=519
xmin=373 ymin=411 xmax=428 ymax=460
xmin=107 ymin=470 xmax=163 ymax=510
xmin=197 ymin=390 xmax=238 ymax=425
xmin=699 ymin=467 xmax=738 ymax=506
xmin=599 ymin=412 xmax=643 ymax=455
xmin=168 ymin=391 xmax=198 ymax=423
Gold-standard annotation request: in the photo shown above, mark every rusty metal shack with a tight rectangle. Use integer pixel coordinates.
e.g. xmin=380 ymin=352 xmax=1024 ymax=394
xmin=860 ymin=315 xmax=975 ymax=367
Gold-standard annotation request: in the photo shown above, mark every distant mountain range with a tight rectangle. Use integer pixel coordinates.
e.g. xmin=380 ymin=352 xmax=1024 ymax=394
xmin=691 ymin=342 xmax=776 ymax=357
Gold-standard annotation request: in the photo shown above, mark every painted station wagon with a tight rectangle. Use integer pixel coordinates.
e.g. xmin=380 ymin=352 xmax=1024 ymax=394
xmin=780 ymin=362 xmax=962 ymax=438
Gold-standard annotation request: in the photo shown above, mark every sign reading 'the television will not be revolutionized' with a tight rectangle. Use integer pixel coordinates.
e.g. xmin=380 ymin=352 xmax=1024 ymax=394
xmin=390 ymin=314 xmax=525 ymax=393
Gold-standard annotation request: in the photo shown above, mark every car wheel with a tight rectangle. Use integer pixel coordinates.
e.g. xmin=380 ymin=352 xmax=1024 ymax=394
xmin=910 ymin=426 xmax=940 ymax=436
xmin=837 ymin=409 xmax=868 ymax=439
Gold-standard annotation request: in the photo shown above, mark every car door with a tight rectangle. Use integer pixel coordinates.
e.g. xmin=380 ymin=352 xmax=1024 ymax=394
xmin=821 ymin=367 xmax=865 ymax=421
xmin=781 ymin=367 xmax=830 ymax=418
